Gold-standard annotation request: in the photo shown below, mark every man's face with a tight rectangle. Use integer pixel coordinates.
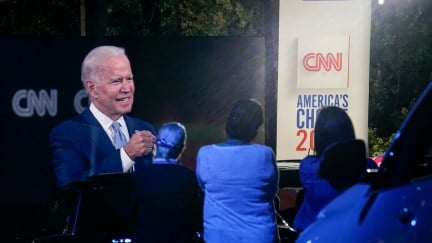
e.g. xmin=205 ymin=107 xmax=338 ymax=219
xmin=87 ymin=54 xmax=135 ymax=120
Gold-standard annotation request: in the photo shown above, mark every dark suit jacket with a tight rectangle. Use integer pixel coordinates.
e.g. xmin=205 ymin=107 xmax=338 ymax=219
xmin=49 ymin=107 xmax=157 ymax=187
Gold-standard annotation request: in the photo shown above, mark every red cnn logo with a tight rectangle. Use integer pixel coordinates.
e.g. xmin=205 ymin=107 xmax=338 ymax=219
xmin=303 ymin=52 xmax=343 ymax=71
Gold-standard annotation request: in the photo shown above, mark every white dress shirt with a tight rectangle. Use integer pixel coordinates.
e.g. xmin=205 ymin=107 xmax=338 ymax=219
xmin=89 ymin=103 xmax=135 ymax=172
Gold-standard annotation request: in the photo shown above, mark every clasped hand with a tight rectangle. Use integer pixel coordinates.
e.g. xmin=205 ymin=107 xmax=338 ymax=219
xmin=124 ymin=130 xmax=156 ymax=160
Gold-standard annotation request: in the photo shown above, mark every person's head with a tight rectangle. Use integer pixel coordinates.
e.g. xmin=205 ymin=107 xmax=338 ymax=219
xmin=81 ymin=45 xmax=134 ymax=121
xmin=225 ymin=99 xmax=263 ymax=142
xmin=155 ymin=122 xmax=187 ymax=161
xmin=314 ymin=106 xmax=355 ymax=157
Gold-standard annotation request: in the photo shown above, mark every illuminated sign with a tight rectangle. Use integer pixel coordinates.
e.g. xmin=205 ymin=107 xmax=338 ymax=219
xmin=12 ymin=89 xmax=57 ymax=117
xmin=303 ymin=52 xmax=343 ymax=71
xmin=12 ymin=88 xmax=88 ymax=117
xmin=297 ymin=36 xmax=350 ymax=89
xmin=277 ymin=0 xmax=371 ymax=160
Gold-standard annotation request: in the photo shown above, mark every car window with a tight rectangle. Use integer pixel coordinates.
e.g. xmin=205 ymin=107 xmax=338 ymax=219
xmin=378 ymin=82 xmax=432 ymax=187
xmin=410 ymin=144 xmax=432 ymax=181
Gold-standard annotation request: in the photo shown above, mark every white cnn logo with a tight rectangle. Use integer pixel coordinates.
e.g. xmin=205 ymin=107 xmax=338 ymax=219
xmin=12 ymin=89 xmax=57 ymax=117
xmin=12 ymin=88 xmax=89 ymax=117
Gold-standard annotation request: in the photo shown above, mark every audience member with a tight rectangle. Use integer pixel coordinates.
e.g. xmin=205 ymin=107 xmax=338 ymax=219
xmin=135 ymin=122 xmax=203 ymax=243
xmin=49 ymin=45 xmax=157 ymax=187
xmin=196 ymin=99 xmax=279 ymax=243
xmin=294 ymin=106 xmax=361 ymax=232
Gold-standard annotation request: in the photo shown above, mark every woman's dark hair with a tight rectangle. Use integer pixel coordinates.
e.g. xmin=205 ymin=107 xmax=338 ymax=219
xmin=155 ymin=122 xmax=186 ymax=160
xmin=225 ymin=99 xmax=263 ymax=142
xmin=314 ymin=106 xmax=355 ymax=157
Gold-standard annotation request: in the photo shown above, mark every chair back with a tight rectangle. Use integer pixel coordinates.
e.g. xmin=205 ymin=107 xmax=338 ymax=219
xmin=318 ymin=139 xmax=367 ymax=190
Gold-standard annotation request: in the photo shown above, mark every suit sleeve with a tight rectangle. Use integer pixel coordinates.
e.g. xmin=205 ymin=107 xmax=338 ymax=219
xmin=50 ymin=121 xmax=124 ymax=187
xmin=130 ymin=118 xmax=158 ymax=170
xmin=49 ymin=123 xmax=91 ymax=187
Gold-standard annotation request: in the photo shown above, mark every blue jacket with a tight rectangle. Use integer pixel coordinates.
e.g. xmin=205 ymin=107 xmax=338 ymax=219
xmin=294 ymin=155 xmax=341 ymax=231
xmin=196 ymin=143 xmax=279 ymax=243
xmin=49 ymin=107 xmax=156 ymax=187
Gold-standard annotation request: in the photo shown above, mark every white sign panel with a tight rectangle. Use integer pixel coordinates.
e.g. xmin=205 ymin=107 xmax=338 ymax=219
xmin=277 ymin=0 xmax=371 ymax=160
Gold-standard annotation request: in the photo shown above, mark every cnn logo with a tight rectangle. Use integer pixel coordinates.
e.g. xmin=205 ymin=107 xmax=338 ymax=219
xmin=297 ymin=36 xmax=350 ymax=89
xmin=303 ymin=52 xmax=342 ymax=72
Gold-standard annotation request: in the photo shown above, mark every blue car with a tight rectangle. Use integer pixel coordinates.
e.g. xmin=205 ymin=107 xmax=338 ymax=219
xmin=296 ymin=81 xmax=432 ymax=243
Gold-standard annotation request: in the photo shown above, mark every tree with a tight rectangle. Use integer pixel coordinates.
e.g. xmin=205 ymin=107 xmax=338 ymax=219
xmin=159 ymin=0 xmax=263 ymax=36
xmin=0 ymin=0 xmax=80 ymax=35
xmin=0 ymin=0 xmax=263 ymax=36
xmin=369 ymin=0 xmax=432 ymax=140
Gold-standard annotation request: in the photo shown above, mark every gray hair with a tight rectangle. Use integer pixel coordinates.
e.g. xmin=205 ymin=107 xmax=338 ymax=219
xmin=81 ymin=45 xmax=126 ymax=86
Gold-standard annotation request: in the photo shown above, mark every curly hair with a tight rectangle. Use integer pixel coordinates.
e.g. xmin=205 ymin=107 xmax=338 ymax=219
xmin=225 ymin=99 xmax=263 ymax=142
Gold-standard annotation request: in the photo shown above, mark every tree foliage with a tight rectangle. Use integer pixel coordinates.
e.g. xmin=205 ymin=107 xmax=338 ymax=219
xmin=159 ymin=0 xmax=263 ymax=36
xmin=369 ymin=0 xmax=432 ymax=140
xmin=0 ymin=0 xmax=263 ymax=36
xmin=0 ymin=0 xmax=80 ymax=35
xmin=368 ymin=128 xmax=393 ymax=155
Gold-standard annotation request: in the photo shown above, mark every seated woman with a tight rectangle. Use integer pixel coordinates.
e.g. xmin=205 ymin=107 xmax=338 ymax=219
xmin=134 ymin=122 xmax=203 ymax=243
xmin=196 ymin=99 xmax=279 ymax=243
xmin=294 ymin=106 xmax=364 ymax=232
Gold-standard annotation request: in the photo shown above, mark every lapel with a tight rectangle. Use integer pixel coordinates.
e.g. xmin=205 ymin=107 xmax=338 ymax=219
xmin=124 ymin=115 xmax=138 ymax=136
xmin=78 ymin=107 xmax=114 ymax=150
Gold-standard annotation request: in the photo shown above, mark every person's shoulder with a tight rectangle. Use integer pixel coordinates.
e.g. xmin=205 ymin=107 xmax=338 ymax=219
xmin=125 ymin=115 xmax=157 ymax=133
xmin=50 ymin=114 xmax=85 ymax=134
xmin=300 ymin=155 xmax=320 ymax=163
xmin=198 ymin=144 xmax=213 ymax=150
xmin=299 ymin=155 xmax=321 ymax=173
xmin=51 ymin=107 xmax=93 ymax=129
xmin=197 ymin=144 xmax=216 ymax=155
xmin=125 ymin=115 xmax=151 ymax=125
xmin=251 ymin=143 xmax=274 ymax=153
